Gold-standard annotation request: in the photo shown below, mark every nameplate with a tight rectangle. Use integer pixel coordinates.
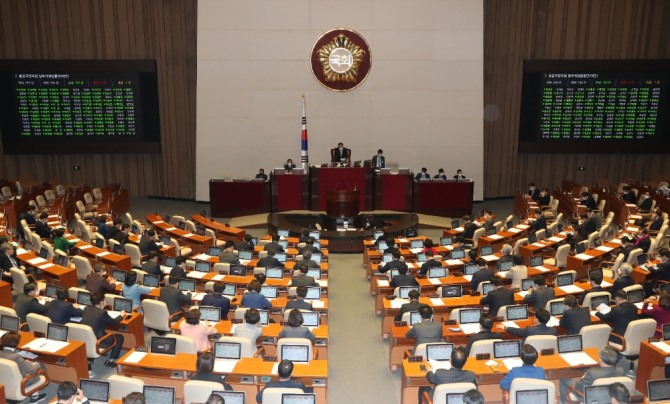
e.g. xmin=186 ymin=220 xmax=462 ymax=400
xmin=430 ymin=294 xmax=440 ymax=299
xmin=263 ymin=355 xmax=277 ymax=362
xmin=541 ymin=349 xmax=555 ymax=356
xmin=444 ymin=320 xmax=457 ymax=325
xmin=476 ymin=353 xmax=490 ymax=360
xmin=395 ymin=321 xmax=407 ymax=327
xmin=280 ymin=321 xmax=289 ymax=326
xmin=408 ymin=356 xmax=423 ymax=363
xmin=385 ymin=295 xmax=396 ymax=300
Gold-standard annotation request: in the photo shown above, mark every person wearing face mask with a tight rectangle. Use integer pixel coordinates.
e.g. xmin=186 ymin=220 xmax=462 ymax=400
xmin=527 ymin=182 xmax=540 ymax=201
xmin=371 ymin=149 xmax=385 ymax=168
xmin=284 ymin=159 xmax=296 ymax=172
xmin=330 ymin=142 xmax=351 ymax=165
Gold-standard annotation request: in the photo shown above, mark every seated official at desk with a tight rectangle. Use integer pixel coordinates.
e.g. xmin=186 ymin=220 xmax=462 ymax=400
xmin=465 ymin=314 xmax=502 ymax=356
xmin=330 ymin=142 xmax=351 ymax=164
xmin=595 ymin=290 xmax=639 ymax=342
xmin=142 ymin=251 xmax=163 ymax=278
xmin=527 ymin=182 xmax=540 ymax=201
xmin=15 ymin=282 xmax=48 ymax=323
xmin=479 ymin=278 xmax=514 ymax=319
xmin=579 ymin=191 xmax=597 ymax=210
xmin=258 ymin=248 xmax=284 ymax=268
xmin=86 ymin=263 xmax=116 ymax=295
xmin=279 ymin=309 xmax=316 ymax=343
xmin=499 ymin=308 xmax=557 ymax=340
xmin=532 ymin=209 xmax=547 ymax=232
xmin=371 ymin=149 xmax=385 ymax=168
xmin=106 ymin=219 xmax=122 ymax=241
xmin=0 ymin=242 xmax=18 ymax=284
xmin=379 ymin=250 xmax=405 ymax=273
xmin=256 ymin=360 xmax=309 ymax=403
xmin=296 ymin=250 xmax=318 ymax=269
xmin=0 ymin=332 xmax=47 ymax=403
xmin=422 ymin=239 xmax=438 ymax=255
xmin=34 ymin=213 xmax=52 ymax=240
xmin=390 ymin=265 xmax=419 ymax=288
xmin=170 ymin=256 xmax=188 ymax=280
xmin=415 ymin=167 xmax=430 ymax=181
xmin=57 ymin=381 xmax=89 ymax=404
xmin=499 ymin=345 xmax=546 ymax=391
xmin=395 ymin=290 xmax=421 ymax=322
xmin=180 ymin=308 xmax=217 ymax=351
xmin=645 ymin=248 xmax=670 ymax=296
xmin=291 ymin=264 xmax=317 ymax=287
xmin=433 ymin=168 xmax=446 ymax=181
xmin=122 ymin=271 xmax=152 ymax=311
xmin=608 ymin=382 xmax=630 ymax=404
xmin=298 ymin=238 xmax=319 ymax=255
xmin=190 ymin=352 xmax=233 ymax=387
xmin=161 ymin=276 xmax=192 ymax=316
xmin=202 ymin=281 xmax=232 ymax=320
xmin=53 ymin=228 xmax=77 ymax=254
xmin=459 ymin=215 xmax=478 ymax=245
xmin=648 ymin=209 xmax=664 ymax=231
xmin=286 ymin=286 xmax=314 ymax=311
xmin=471 ymin=258 xmax=493 ymax=291
xmin=234 ymin=307 xmax=263 ymax=343
xmin=559 ymin=295 xmax=592 ymax=335
xmin=420 ymin=346 xmax=476 ymax=402
xmin=82 ymin=292 xmax=126 ymax=367
xmin=609 ymin=263 xmax=635 ymax=295
xmin=559 ymin=346 xmax=623 ymax=403
xmin=139 ymin=229 xmax=162 ymax=255
xmin=241 ymin=280 xmax=273 ymax=310
xmin=620 ymin=185 xmax=637 ymax=204
xmin=113 ymin=224 xmax=131 ymax=246
xmin=406 ymin=304 xmax=442 ymax=350
xmin=235 ymin=234 xmax=255 ymax=252
xmin=219 ymin=241 xmax=240 ymax=265
xmin=284 ymin=159 xmax=296 ymax=172
xmin=579 ymin=272 xmax=606 ymax=305
xmin=505 ymin=255 xmax=527 ymax=290
xmin=641 ymin=291 xmax=670 ymax=338
xmin=523 ymin=276 xmax=555 ymax=310
xmin=453 ymin=169 xmax=467 ymax=181
xmin=263 ymin=234 xmax=285 ymax=253
xmin=538 ymin=188 xmax=551 ymax=206
xmin=46 ymin=286 xmax=83 ymax=325
xmin=255 ymin=168 xmax=268 ymax=181
xmin=419 ymin=250 xmax=440 ymax=276
xmin=96 ymin=214 xmax=111 ymax=239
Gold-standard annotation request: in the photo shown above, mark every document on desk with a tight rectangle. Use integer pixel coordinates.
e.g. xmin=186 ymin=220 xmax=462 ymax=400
xmin=312 ymin=300 xmax=325 ymax=309
xmin=212 ymin=274 xmax=225 ymax=281
xmin=317 ymin=280 xmax=327 ymax=287
xmin=462 ymin=275 xmax=473 ymax=282
xmin=410 ymin=248 xmax=423 ymax=254
xmin=398 ymin=238 xmax=409 ymax=243
xmin=501 ymin=321 xmax=519 ymax=328
xmin=549 ymin=236 xmax=563 ymax=242
xmin=574 ymin=253 xmax=593 ymax=261
xmin=377 ymin=279 xmax=390 ymax=287
xmin=532 ymin=242 xmax=545 ymax=248
xmin=560 ymin=352 xmax=597 ymax=366
xmin=187 ymin=271 xmax=206 ymax=279
xmin=610 ymin=238 xmax=622 ymax=245
xmin=429 ymin=359 xmax=452 ymax=370
xmin=39 ymin=263 xmax=55 ymax=269
xmin=123 ymin=351 xmax=147 ymax=364
xmin=154 ymin=220 xmax=164 ymax=224
xmin=239 ymin=259 xmax=251 ymax=265
xmin=546 ymin=317 xmax=560 ymax=327
xmin=79 ymin=244 xmax=93 ymax=250
xmin=107 ymin=311 xmax=123 ymax=319
xmin=161 ymin=266 xmax=172 ymax=274
xmin=596 ymin=303 xmax=611 ymax=315
xmin=502 ymin=358 xmax=524 ymax=370
xmin=23 ymin=338 xmax=69 ymax=353
xmin=96 ymin=251 xmax=111 ymax=257
xmin=390 ymin=299 xmax=408 ymax=309
xmin=430 ymin=298 xmax=445 ymax=307
xmin=516 ymin=291 xmax=529 ymax=298
xmin=533 ymin=266 xmax=550 ymax=272
xmin=17 ymin=248 xmax=29 ymax=255
xmin=508 ymin=228 xmax=522 ymax=234
xmin=460 ymin=324 xmax=481 ymax=334
xmin=445 ymin=259 xmax=463 ymax=266
xmin=626 ymin=226 xmax=639 ymax=233
xmin=517 ymin=224 xmax=530 ymax=229
xmin=596 ymin=246 xmax=614 ymax=253
xmin=487 ymin=234 xmax=503 ymax=240
xmin=192 ymin=253 xmax=210 ymax=261
xmin=17 ymin=350 xmax=38 ymax=359
xmin=271 ymin=362 xmax=279 ymax=375
xmin=652 ymin=342 xmax=670 ymax=353
xmin=601 ymin=281 xmax=612 ymax=288
xmin=69 ymin=238 xmax=81 ymax=243
xmin=214 ymin=359 xmax=238 ymax=373
xmin=482 ymin=255 xmax=498 ymax=262
xmin=166 ymin=227 xmax=177 ymax=231
xmin=559 ymin=285 xmax=584 ymax=294
xmin=429 ymin=278 xmax=442 ymax=285
xmin=455 ymin=227 xmax=464 ymax=232
xmin=27 ymin=257 xmax=48 ymax=265
xmin=183 ymin=233 xmax=195 ymax=238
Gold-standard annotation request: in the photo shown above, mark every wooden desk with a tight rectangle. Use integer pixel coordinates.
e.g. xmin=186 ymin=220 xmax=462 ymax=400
xmin=413 ymin=180 xmax=474 ymax=217
xmin=109 ymin=312 xmax=145 ymax=349
xmin=128 ymin=234 xmax=176 ymax=257
xmin=636 ymin=341 xmax=670 ymax=396
xmin=271 ymin=172 xmax=310 ymax=211
xmin=566 ymin=241 xmax=620 ymax=278
xmin=0 ymin=384 xmax=5 ymax=404
xmin=17 ymin=251 xmax=78 ymax=288
xmin=374 ymin=171 xmax=413 ymax=211
xmin=19 ymin=332 xmax=89 ymax=383
xmin=209 ymin=180 xmax=270 ymax=217
xmin=0 ymin=281 xmax=12 ymax=308
xmin=191 ymin=214 xmax=245 ymax=241
xmin=145 ymin=214 xmax=213 ymax=254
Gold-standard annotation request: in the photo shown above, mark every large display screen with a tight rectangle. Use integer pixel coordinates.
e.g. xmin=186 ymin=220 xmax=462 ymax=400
xmin=518 ymin=59 xmax=670 ymax=153
xmin=0 ymin=60 xmax=161 ymax=154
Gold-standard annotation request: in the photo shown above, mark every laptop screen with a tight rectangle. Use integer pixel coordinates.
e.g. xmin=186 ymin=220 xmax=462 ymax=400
xmin=195 ymin=261 xmax=210 ymax=273
xmin=557 ymin=335 xmax=583 ymax=354
xmin=583 ymin=385 xmax=610 ymax=404
xmin=195 ymin=226 xmax=206 ymax=236
xmin=575 ymin=242 xmax=586 ymax=254
xmin=446 ymin=394 xmax=465 ymax=404
xmin=460 ymin=263 xmax=477 ymax=276
xmin=451 ymin=220 xmax=460 ymax=229
xmin=425 ymin=343 xmax=454 ymax=361
xmin=143 ymin=386 xmax=175 ymax=404
xmin=55 ymin=255 xmax=69 ymax=267
xmin=459 ymin=308 xmax=481 ymax=324
xmin=161 ymin=235 xmax=171 ymax=245
xmin=281 ymin=393 xmax=316 ymax=404
xmin=112 ymin=244 xmax=124 ymax=255
xmin=494 ymin=340 xmax=521 ymax=359
xmin=114 ymin=297 xmax=132 ymax=313
xmin=482 ymin=282 xmax=494 ymax=295
xmin=238 ymin=250 xmax=253 ymax=260
xmin=627 ymin=288 xmax=645 ymax=304
xmin=588 ymin=268 xmax=603 ymax=281
xmin=377 ymin=240 xmax=388 ymax=250
xmin=506 ymin=305 xmax=529 ymax=320
xmin=409 ymin=311 xmax=422 ymax=326
xmin=177 ymin=222 xmax=186 ymax=231
xmin=311 ymin=253 xmax=322 ymax=264
xmin=550 ymin=300 xmax=566 ymax=316
xmin=281 ymin=344 xmax=310 ymax=363
xmin=556 ymin=273 xmax=573 ymax=287
xmin=275 ymin=252 xmax=287 ymax=263
xmin=373 ymin=230 xmax=384 ymax=240
xmin=428 ymin=266 xmax=447 ymax=279
xmin=399 ymin=286 xmax=420 ymax=299
xmin=529 ymin=255 xmax=544 ymax=267
xmin=80 ymin=379 xmax=110 ymax=403
xmin=410 ymin=239 xmax=424 ymax=249
xmin=230 ymin=265 xmax=246 ymax=276
xmin=441 ymin=285 xmax=462 ymax=298
xmin=663 ymin=323 xmax=670 ymax=341
xmin=527 ymin=233 xmax=537 ymax=244
xmin=589 ymin=295 xmax=610 ymax=310
xmin=557 ymin=224 xmax=564 ymax=233
xmin=77 ymin=291 xmax=92 ymax=306
xmin=178 ymin=279 xmax=196 ymax=292
xmin=47 ymin=323 xmax=68 ymax=341
xmin=112 ymin=269 xmax=127 ymax=283
xmin=304 ymin=286 xmax=321 ymax=300
xmin=440 ymin=237 xmax=453 ymax=246
xmin=266 ymin=267 xmax=284 ymax=279
xmin=214 ymin=341 xmax=241 ymax=360
xmin=39 ymin=247 xmax=48 ymax=259
xmin=165 ymin=256 xmax=176 ymax=268
xmin=250 ymin=237 xmax=258 ymax=246
xmin=45 ymin=284 xmax=59 ymax=298
xmin=382 ymin=253 xmax=393 ymax=263
xmin=150 ymin=336 xmax=177 ymax=355
xmin=450 ymin=249 xmax=465 ymax=259
xmin=278 ymin=240 xmax=289 ymax=250
xmin=521 ymin=278 xmax=535 ymax=291
xmin=278 ymin=229 xmax=290 ymax=238
xmin=506 ymin=220 xmax=514 ymax=229
xmin=515 ymin=389 xmax=548 ymax=404
xmin=486 ymin=227 xmax=497 ymax=236
xmin=258 ymin=309 xmax=270 ymax=326
xmin=480 ymin=245 xmax=493 ymax=256
xmin=143 ymin=274 xmax=160 ymax=288
xmin=309 ymin=231 xmax=320 ymax=239
xmin=0 ymin=315 xmax=20 ymax=332
xmin=648 ymin=379 xmax=670 ymax=402
xmin=213 ymin=391 xmax=245 ymax=404
xmin=199 ymin=306 xmax=221 ymax=322
xmin=95 ymin=238 xmax=105 ymax=249
xmin=208 ymin=246 xmax=222 ymax=256
xmin=545 ymin=228 xmax=553 ymax=237
xmin=222 ymin=283 xmax=237 ymax=296
xmin=260 ymin=285 xmax=278 ymax=299
xmin=306 ymin=268 xmax=322 ymax=279
xmin=638 ymin=253 xmax=649 ymax=266
xmin=301 ymin=312 xmax=319 ymax=327
xmin=416 ymin=252 xmax=427 ymax=262
xmin=498 ymin=259 xmax=513 ymax=272
xmin=130 ymin=224 xmax=140 ymax=235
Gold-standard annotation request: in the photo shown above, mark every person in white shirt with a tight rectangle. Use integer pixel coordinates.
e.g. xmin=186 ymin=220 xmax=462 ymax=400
xmin=505 ymin=254 xmax=528 ymax=290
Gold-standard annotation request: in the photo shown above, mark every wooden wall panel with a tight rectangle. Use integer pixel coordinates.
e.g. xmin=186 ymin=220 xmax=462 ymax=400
xmin=484 ymin=0 xmax=670 ymax=198
xmin=0 ymin=0 xmax=197 ymax=199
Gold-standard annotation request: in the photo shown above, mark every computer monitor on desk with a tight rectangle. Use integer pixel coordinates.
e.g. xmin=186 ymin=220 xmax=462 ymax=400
xmin=239 ymin=250 xmax=253 ymax=260
xmin=214 ymin=341 xmax=241 ymax=360
xmin=199 ymin=306 xmax=221 ymax=322
xmin=648 ymin=379 xmax=670 ymax=403
xmin=213 ymin=391 xmax=245 ymax=404
xmin=428 ymin=266 xmax=447 ymax=279
xmin=398 ymin=286 xmax=420 ymax=299
xmin=195 ymin=261 xmax=210 ymax=273
xmin=260 ymin=285 xmax=278 ymax=299
xmin=304 ymin=286 xmax=321 ymax=300
xmin=47 ymin=323 xmax=69 ymax=341
xmin=529 ymin=255 xmax=543 ymax=268
xmin=494 ymin=340 xmax=520 ymax=359
xmin=506 ymin=305 xmax=528 ymax=321
xmin=0 ymin=315 xmax=20 ymax=333
xmin=441 ymin=285 xmax=462 ymax=298
xmin=515 ymin=389 xmax=549 ymax=404
xmin=459 ymin=308 xmax=481 ymax=325
xmin=143 ymin=385 xmax=176 ymax=404
xmin=557 ymin=335 xmax=582 ymax=354
xmin=150 ymin=336 xmax=176 ymax=355
xmin=583 ymin=385 xmax=610 ymax=404
xmin=79 ymin=379 xmax=110 ymax=404
xmin=178 ymin=279 xmax=196 ymax=293
xmin=281 ymin=393 xmax=316 ymax=404
xmin=143 ymin=275 xmax=160 ymax=288
xmin=114 ymin=297 xmax=132 ymax=313
xmin=77 ymin=291 xmax=92 ymax=306
xmin=281 ymin=344 xmax=310 ymax=363
xmin=265 ymin=267 xmax=284 ymax=279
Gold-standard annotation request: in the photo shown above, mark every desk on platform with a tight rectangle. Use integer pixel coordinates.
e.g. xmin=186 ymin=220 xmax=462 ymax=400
xmin=375 ymin=171 xmax=413 ymax=211
xmin=271 ymin=172 xmax=309 ymax=211
xmin=310 ymin=167 xmax=373 ymax=212
xmin=191 ymin=214 xmax=245 ymax=241
xmin=209 ymin=179 xmax=270 ymax=217
xmin=413 ymin=180 xmax=474 ymax=217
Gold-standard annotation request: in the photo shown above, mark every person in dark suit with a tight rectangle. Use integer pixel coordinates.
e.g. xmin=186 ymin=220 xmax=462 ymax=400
xmin=618 ymin=237 xmax=636 ymax=262
xmin=159 ymin=276 xmax=192 ymax=316
xmin=620 ymin=186 xmax=637 ymax=204
xmin=263 ymin=234 xmax=285 ymax=253
xmin=169 ymin=256 xmax=188 ymax=279
xmin=579 ymin=192 xmax=597 ymax=210
xmin=106 ymin=218 xmax=122 ymax=241
xmin=460 ymin=215 xmax=478 ymax=244
xmin=256 ymin=360 xmax=308 ymax=403
xmin=286 ymin=286 xmax=314 ymax=311
xmin=291 ymin=264 xmax=317 ymax=287
xmin=523 ymin=276 xmax=555 ymax=311
xmin=141 ymin=251 xmax=163 ymax=277
xmin=279 ymin=309 xmax=316 ymax=343
xmin=532 ymin=209 xmax=548 ymax=232
xmin=395 ymin=290 xmax=422 ymax=321
xmin=465 ymin=314 xmax=502 ymax=356
xmin=200 ymin=281 xmax=231 ymax=320
xmin=639 ymin=192 xmax=653 ymax=212
xmin=419 ymin=250 xmax=441 ymax=275
xmin=139 ymin=229 xmax=161 ymax=255
xmin=559 ymin=346 xmax=624 ymax=402
xmin=648 ymin=210 xmax=664 ymax=232
xmin=85 ymin=263 xmax=116 ymax=295
xmin=15 ymin=283 xmax=48 ymax=322
xmin=45 ymin=287 xmax=83 ymax=325
xmin=453 ymin=169 xmax=467 ymax=181
xmin=390 ymin=264 xmax=419 ymax=288
xmin=595 ymin=290 xmax=639 ymax=342
xmin=257 ymin=249 xmax=284 ymax=268
xmin=371 ymin=149 xmax=385 ymax=168
xmin=470 ymin=259 xmax=494 ymax=291
xmin=330 ymin=142 xmax=351 ymax=164
xmin=298 ymin=237 xmax=320 ymax=255
xmin=559 ymin=295 xmax=592 ymax=335
xmin=16 ymin=204 xmax=37 ymax=239
xmin=501 ymin=308 xmax=557 ymax=340
xmin=190 ymin=352 xmax=231 ymax=387
xmin=255 ymin=168 xmax=268 ymax=181
xmin=284 ymin=159 xmax=296 ymax=172
xmin=527 ymin=183 xmax=540 ymax=201
xmin=415 ymin=167 xmax=430 ymax=181
xmin=34 ymin=213 xmax=52 ymax=239
xmin=480 ymin=277 xmax=514 ymax=318
xmin=383 ymin=236 xmax=399 ymax=254
xmin=0 ymin=242 xmax=18 ymax=284
xmin=635 ymin=227 xmax=651 ymax=253
xmin=609 ymin=382 xmax=631 ymax=404
xmin=433 ymin=168 xmax=447 ymax=180
xmin=0 ymin=332 xmax=47 ymax=403
xmin=112 ymin=223 xmax=131 ymax=246
xmin=579 ymin=209 xmax=601 ymax=240
xmin=578 ymin=272 xmax=606 ymax=306
xmin=81 ymin=292 xmax=125 ymax=367
xmin=646 ymin=249 xmax=670 ymax=296
xmin=609 ymin=263 xmax=635 ymax=295
xmin=296 ymin=250 xmax=318 ymax=269
xmin=241 ymin=279 xmax=272 ymax=310
xmin=96 ymin=214 xmax=110 ymax=239
xmin=218 ymin=241 xmax=240 ymax=265
xmin=419 ymin=346 xmax=477 ymax=401
xmin=234 ymin=234 xmax=254 ymax=252
xmin=538 ymin=188 xmax=551 ymax=207
xmin=406 ymin=304 xmax=443 ymax=350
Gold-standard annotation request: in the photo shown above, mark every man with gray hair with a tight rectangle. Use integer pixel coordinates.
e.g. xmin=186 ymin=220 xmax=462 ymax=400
xmin=296 ymin=250 xmax=318 ymax=269
xmin=0 ymin=242 xmax=18 ymax=284
xmin=500 ymin=244 xmax=513 ymax=257
xmin=609 ymin=262 xmax=634 ymax=295
xmin=559 ymin=346 xmax=623 ymax=402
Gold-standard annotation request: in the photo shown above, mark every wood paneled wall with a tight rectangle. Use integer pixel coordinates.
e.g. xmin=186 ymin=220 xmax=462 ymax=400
xmin=484 ymin=0 xmax=670 ymax=198
xmin=0 ymin=0 xmax=197 ymax=199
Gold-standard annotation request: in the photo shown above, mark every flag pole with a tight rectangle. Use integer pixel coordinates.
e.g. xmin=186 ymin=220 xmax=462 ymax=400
xmin=301 ymin=94 xmax=309 ymax=172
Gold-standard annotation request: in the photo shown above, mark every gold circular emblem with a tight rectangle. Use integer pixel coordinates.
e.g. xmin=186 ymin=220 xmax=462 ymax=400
xmin=310 ymin=28 xmax=372 ymax=92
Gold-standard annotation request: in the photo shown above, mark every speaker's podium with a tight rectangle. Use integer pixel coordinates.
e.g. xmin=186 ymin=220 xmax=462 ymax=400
xmin=309 ymin=166 xmax=374 ymax=212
